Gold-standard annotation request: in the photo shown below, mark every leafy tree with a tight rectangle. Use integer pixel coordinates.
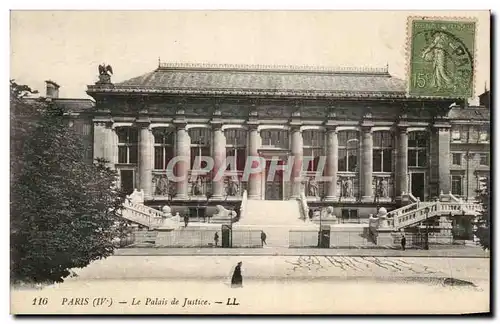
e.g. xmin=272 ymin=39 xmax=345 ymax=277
xmin=474 ymin=177 xmax=490 ymax=250
xmin=10 ymin=82 xmax=127 ymax=284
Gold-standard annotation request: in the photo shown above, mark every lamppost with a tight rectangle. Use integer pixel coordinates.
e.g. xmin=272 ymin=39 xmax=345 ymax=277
xmin=424 ymin=206 xmax=430 ymax=250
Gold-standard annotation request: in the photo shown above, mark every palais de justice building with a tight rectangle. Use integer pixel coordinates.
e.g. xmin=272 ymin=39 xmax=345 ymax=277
xmin=56 ymin=62 xmax=490 ymax=221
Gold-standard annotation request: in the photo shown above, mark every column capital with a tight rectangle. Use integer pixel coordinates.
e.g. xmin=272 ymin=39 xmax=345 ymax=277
xmin=361 ymin=125 xmax=373 ymax=134
xmin=174 ymin=122 xmax=188 ymax=130
xmin=396 ymin=122 xmax=409 ymax=133
xmin=290 ymin=125 xmax=302 ymax=133
xmin=361 ymin=120 xmax=375 ymax=130
xmin=324 ymin=119 xmax=339 ymax=128
xmin=93 ymin=117 xmax=114 ymax=128
xmin=211 ymin=122 xmax=224 ymax=131
xmin=247 ymin=123 xmax=260 ymax=131
xmin=433 ymin=123 xmax=451 ymax=133
xmin=326 ymin=126 xmax=338 ymax=134
xmin=135 ymin=117 xmax=151 ymax=128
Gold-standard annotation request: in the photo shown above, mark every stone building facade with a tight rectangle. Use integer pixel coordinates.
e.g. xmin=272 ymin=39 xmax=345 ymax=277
xmin=74 ymin=62 xmax=490 ymax=221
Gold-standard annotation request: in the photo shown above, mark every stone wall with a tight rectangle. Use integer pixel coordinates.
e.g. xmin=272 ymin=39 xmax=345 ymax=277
xmin=132 ymin=228 xmax=262 ymax=248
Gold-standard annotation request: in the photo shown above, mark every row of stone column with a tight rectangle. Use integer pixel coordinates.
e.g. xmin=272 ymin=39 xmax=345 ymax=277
xmin=95 ymin=122 xmax=422 ymax=200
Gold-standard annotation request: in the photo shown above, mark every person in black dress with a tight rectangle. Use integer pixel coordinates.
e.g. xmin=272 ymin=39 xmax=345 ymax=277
xmin=231 ymin=261 xmax=243 ymax=288
xmin=214 ymin=232 xmax=219 ymax=247
xmin=261 ymin=231 xmax=267 ymax=246
xmin=401 ymin=233 xmax=406 ymax=251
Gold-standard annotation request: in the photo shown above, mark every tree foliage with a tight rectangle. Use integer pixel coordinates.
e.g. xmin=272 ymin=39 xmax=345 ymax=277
xmin=474 ymin=177 xmax=490 ymax=250
xmin=10 ymin=81 xmax=127 ymax=284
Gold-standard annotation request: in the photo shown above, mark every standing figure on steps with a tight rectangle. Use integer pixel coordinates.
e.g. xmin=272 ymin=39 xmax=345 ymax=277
xmin=261 ymin=231 xmax=267 ymax=246
xmin=231 ymin=261 xmax=243 ymax=288
xmin=401 ymin=233 xmax=406 ymax=251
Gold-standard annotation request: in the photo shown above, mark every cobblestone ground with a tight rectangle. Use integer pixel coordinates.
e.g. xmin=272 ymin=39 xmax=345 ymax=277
xmin=70 ymin=255 xmax=489 ymax=283
xmin=11 ymin=256 xmax=490 ymax=315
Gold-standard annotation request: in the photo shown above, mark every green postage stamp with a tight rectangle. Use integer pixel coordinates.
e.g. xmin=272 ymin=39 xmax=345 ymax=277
xmin=408 ymin=17 xmax=476 ymax=98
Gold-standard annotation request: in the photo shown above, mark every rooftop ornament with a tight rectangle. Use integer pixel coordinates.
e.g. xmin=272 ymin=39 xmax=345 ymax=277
xmin=97 ymin=63 xmax=114 ymax=85
xmin=157 ymin=61 xmax=390 ymax=75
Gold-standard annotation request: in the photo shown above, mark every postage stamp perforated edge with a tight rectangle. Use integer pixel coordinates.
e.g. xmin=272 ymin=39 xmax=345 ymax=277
xmin=405 ymin=15 xmax=479 ymax=99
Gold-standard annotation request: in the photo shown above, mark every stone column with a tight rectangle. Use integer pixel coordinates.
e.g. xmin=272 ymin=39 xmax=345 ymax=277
xmin=211 ymin=125 xmax=226 ymax=199
xmin=290 ymin=127 xmax=303 ymax=199
xmin=93 ymin=119 xmax=115 ymax=167
xmin=436 ymin=125 xmax=451 ymax=194
xmin=174 ymin=124 xmax=190 ymax=199
xmin=138 ymin=122 xmax=153 ymax=198
xmin=395 ymin=128 xmax=409 ymax=201
xmin=106 ymin=126 xmax=118 ymax=168
xmin=324 ymin=128 xmax=338 ymax=201
xmin=361 ymin=127 xmax=373 ymax=201
xmin=247 ymin=127 xmax=262 ymax=199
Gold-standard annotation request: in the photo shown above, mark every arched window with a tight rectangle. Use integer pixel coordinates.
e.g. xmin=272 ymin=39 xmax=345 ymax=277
xmin=373 ymin=131 xmax=394 ymax=172
xmin=225 ymin=128 xmax=247 ymax=171
xmin=261 ymin=129 xmax=289 ymax=149
xmin=116 ymin=127 xmax=138 ymax=164
xmin=189 ymin=128 xmax=212 ymax=169
xmin=338 ymin=131 xmax=359 ymax=172
xmin=303 ymin=130 xmax=324 ymax=171
xmin=408 ymin=131 xmax=428 ymax=167
xmin=153 ymin=128 xmax=175 ymax=170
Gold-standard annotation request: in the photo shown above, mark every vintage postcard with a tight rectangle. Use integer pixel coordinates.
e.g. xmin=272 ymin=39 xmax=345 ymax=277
xmin=10 ymin=10 xmax=491 ymax=315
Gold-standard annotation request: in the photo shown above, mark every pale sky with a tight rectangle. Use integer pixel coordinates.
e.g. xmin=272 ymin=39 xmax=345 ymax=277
xmin=10 ymin=10 xmax=490 ymax=101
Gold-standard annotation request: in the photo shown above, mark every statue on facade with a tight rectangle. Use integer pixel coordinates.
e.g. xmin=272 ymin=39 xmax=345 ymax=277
xmin=380 ymin=178 xmax=389 ymax=198
xmin=154 ymin=175 xmax=169 ymax=196
xmin=226 ymin=177 xmax=240 ymax=196
xmin=308 ymin=178 xmax=319 ymax=197
xmin=97 ymin=63 xmax=113 ymax=84
xmin=343 ymin=178 xmax=353 ymax=198
xmin=192 ymin=176 xmax=204 ymax=196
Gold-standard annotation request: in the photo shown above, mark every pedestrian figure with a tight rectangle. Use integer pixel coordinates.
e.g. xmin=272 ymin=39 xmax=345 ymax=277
xmin=214 ymin=232 xmax=219 ymax=247
xmin=401 ymin=233 xmax=406 ymax=251
xmin=231 ymin=261 xmax=243 ymax=288
xmin=261 ymin=231 xmax=267 ymax=246
xmin=308 ymin=208 xmax=313 ymax=219
xmin=183 ymin=214 xmax=189 ymax=228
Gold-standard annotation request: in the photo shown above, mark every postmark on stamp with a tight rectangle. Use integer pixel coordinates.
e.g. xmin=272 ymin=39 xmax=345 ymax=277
xmin=407 ymin=17 xmax=476 ymax=98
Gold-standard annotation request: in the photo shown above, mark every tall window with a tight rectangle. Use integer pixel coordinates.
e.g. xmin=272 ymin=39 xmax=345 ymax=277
xmin=408 ymin=131 xmax=428 ymax=167
xmin=451 ymin=125 xmax=462 ymax=142
xmin=189 ymin=128 xmax=211 ymax=169
xmin=338 ymin=131 xmax=359 ymax=172
xmin=261 ymin=129 xmax=289 ymax=149
xmin=479 ymin=126 xmax=489 ymax=142
xmin=116 ymin=127 xmax=138 ymax=164
xmin=479 ymin=153 xmax=489 ymax=166
xmin=303 ymin=130 xmax=324 ymax=171
xmin=451 ymin=175 xmax=463 ymax=196
xmin=153 ymin=128 xmax=175 ymax=170
xmin=452 ymin=153 xmax=462 ymax=166
xmin=373 ymin=131 xmax=393 ymax=172
xmin=225 ymin=129 xmax=247 ymax=171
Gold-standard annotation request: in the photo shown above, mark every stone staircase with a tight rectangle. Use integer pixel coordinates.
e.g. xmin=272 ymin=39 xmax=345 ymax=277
xmin=239 ymin=200 xmax=305 ymax=226
xmin=236 ymin=199 xmax=317 ymax=247
xmin=388 ymin=199 xmax=482 ymax=230
xmin=119 ymin=189 xmax=166 ymax=229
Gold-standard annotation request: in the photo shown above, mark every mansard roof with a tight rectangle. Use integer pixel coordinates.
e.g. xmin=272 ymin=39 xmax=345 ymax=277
xmin=448 ymin=106 xmax=490 ymax=121
xmin=92 ymin=63 xmax=409 ymax=98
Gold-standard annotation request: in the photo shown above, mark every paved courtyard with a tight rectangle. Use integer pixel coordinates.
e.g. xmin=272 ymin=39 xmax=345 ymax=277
xmin=11 ymin=255 xmax=489 ymax=314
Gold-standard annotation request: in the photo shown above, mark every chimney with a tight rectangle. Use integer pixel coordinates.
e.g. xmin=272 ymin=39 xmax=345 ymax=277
xmin=45 ymin=80 xmax=60 ymax=99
